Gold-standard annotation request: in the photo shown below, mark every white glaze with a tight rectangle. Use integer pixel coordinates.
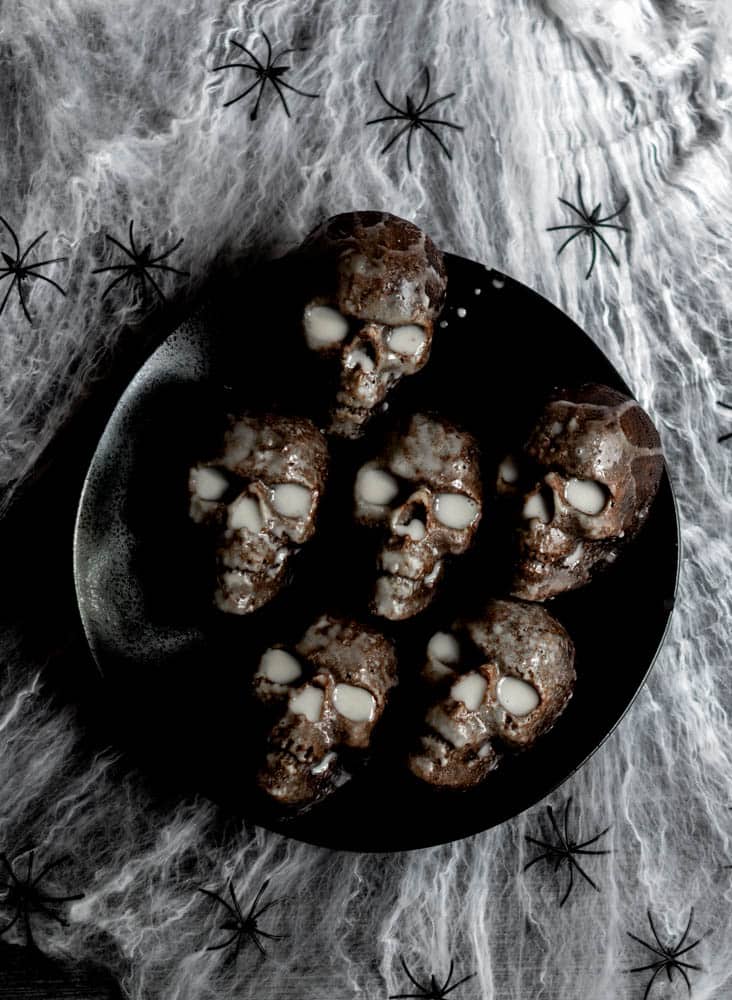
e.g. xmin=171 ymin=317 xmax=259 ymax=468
xmin=229 ymin=495 xmax=263 ymax=532
xmin=303 ymin=305 xmax=349 ymax=348
xmin=311 ymin=751 xmax=337 ymax=775
xmin=394 ymin=518 xmax=426 ymax=541
xmin=356 ymin=465 xmax=399 ymax=506
xmin=451 ymin=672 xmax=487 ymax=711
xmin=333 ymin=683 xmax=376 ymax=722
xmin=289 ymin=685 xmax=324 ymax=722
xmin=427 ymin=631 xmax=460 ymax=664
xmin=497 ymin=675 xmax=540 ymax=716
xmin=272 ymin=483 xmax=312 ymax=519
xmin=194 ymin=466 xmax=228 ymax=501
xmin=522 ymin=492 xmax=551 ymax=523
xmin=388 ymin=324 xmax=426 ymax=355
xmin=566 ymin=478 xmax=607 ymax=515
xmin=434 ymin=493 xmax=478 ymax=530
xmin=257 ymin=648 xmax=302 ymax=684
xmin=499 ymin=455 xmax=519 ymax=484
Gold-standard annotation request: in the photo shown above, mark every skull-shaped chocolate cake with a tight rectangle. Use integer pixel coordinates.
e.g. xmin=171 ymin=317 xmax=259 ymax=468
xmin=298 ymin=211 xmax=448 ymax=438
xmin=497 ymin=384 xmax=664 ymax=601
xmin=253 ymin=615 xmax=398 ymax=807
xmin=408 ymin=598 xmax=575 ymax=788
xmin=188 ymin=414 xmax=329 ymax=614
xmin=354 ymin=413 xmax=483 ymax=620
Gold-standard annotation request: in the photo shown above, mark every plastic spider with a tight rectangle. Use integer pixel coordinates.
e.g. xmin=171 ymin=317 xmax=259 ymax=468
xmin=198 ymin=878 xmax=285 ymax=959
xmin=0 ymin=850 xmax=84 ymax=949
xmin=547 ymin=176 xmax=629 ymax=279
xmin=389 ymin=957 xmax=475 ymax=999
xmin=92 ymin=220 xmax=188 ymax=302
xmin=523 ymin=797 xmax=611 ymax=907
xmin=366 ymin=67 xmax=463 ymax=173
xmin=212 ymin=31 xmax=319 ymax=120
xmin=0 ymin=216 xmax=67 ymax=323
xmin=717 ymin=401 xmax=732 ymax=443
xmin=626 ymin=909 xmax=706 ymax=1000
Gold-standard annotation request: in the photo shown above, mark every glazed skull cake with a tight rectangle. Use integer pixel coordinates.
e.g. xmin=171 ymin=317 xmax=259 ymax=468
xmin=408 ymin=599 xmax=576 ymax=789
xmin=253 ymin=615 xmax=398 ymax=807
xmin=354 ymin=412 xmax=483 ymax=620
xmin=497 ymin=383 xmax=664 ymax=601
xmin=298 ymin=211 xmax=448 ymax=438
xmin=188 ymin=414 xmax=329 ymax=614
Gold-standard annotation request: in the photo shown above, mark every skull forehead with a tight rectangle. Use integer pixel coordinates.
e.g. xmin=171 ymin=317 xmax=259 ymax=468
xmin=528 ymin=395 xmax=647 ymax=481
xmin=218 ymin=414 xmax=328 ymax=486
xmin=463 ymin=599 xmax=573 ymax=678
xmin=381 ymin=413 xmax=482 ymax=497
xmin=295 ymin=614 xmax=397 ymax=692
xmin=302 ymin=211 xmax=447 ymax=327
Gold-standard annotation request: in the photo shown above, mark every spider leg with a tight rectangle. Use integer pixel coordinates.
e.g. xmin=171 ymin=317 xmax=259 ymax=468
xmin=34 ymin=901 xmax=69 ymax=927
xmin=674 ymin=910 xmax=695 ymax=953
xmin=525 ymin=836 xmax=559 ymax=851
xmin=23 ymin=255 xmax=67 ymax=270
xmin=269 ymin=78 xmax=293 ymax=118
xmin=585 ymin=233 xmax=598 ymax=279
xmin=547 ymin=806 xmax=569 ymax=852
xmin=559 ymin=860 xmax=574 ymax=906
xmin=419 ymin=93 xmax=458 ymax=116
xmin=546 ymin=224 xmax=584 ymax=233
xmin=576 ymin=176 xmax=590 ymax=218
xmin=148 ymin=238 xmax=184 ymax=264
xmin=374 ymin=80 xmax=407 ymax=117
xmin=223 ymin=78 xmax=262 ymax=109
xmin=0 ymin=855 xmax=18 ymax=883
xmin=596 ymin=198 xmax=629 ymax=224
xmin=718 ymin=402 xmax=732 ymax=410
xmin=16 ymin=275 xmax=33 ymax=323
xmin=252 ymin=928 xmax=285 ymax=942
xmin=437 ymin=959 xmax=454 ymax=994
xmin=592 ymin=228 xmax=621 ymax=266
xmin=24 ymin=903 xmax=38 ymax=950
xmin=626 ymin=931 xmax=667 ymax=961
xmin=272 ymin=47 xmax=300 ymax=63
xmin=574 ymin=826 xmax=611 ymax=851
xmin=198 ymin=886 xmax=239 ymax=921
xmin=443 ymin=971 xmax=476 ymax=995
xmin=0 ymin=275 xmax=19 ymax=317
xmin=148 ymin=263 xmax=189 ymax=278
xmin=17 ymin=232 xmax=49 ymax=268
xmin=557 ymin=199 xmax=588 ymax=224
xmin=642 ymin=964 xmax=665 ymax=1000
xmin=141 ymin=269 xmax=167 ymax=303
xmin=0 ymin=216 xmax=21 ymax=259
xmin=418 ymin=117 xmax=463 ymax=132
xmin=206 ymin=931 xmax=240 ymax=952
xmin=103 ymin=233 xmax=139 ymax=263
xmin=380 ymin=121 xmax=412 ymax=156
xmin=400 ymin=956 xmax=429 ymax=994
xmin=127 ymin=220 xmax=140 ymax=259
xmin=674 ymin=936 xmax=704 ymax=960
xmin=273 ymin=77 xmax=320 ymax=100
xmin=420 ymin=122 xmax=453 ymax=160
xmin=523 ymin=851 xmax=554 ymax=873
xmin=366 ymin=113 xmax=409 ymax=125
xmin=99 ymin=271 xmax=134 ymax=299
xmin=567 ymin=855 xmax=601 ymax=893
xmin=211 ymin=61 xmax=259 ymax=73
xmin=249 ymin=929 xmax=267 ymax=957
xmin=35 ymin=892 xmax=84 ymax=904
xmin=250 ymin=80 xmax=271 ymax=121
xmin=22 ymin=272 xmax=67 ymax=297
xmin=562 ymin=798 xmax=573 ymax=845
xmin=676 ymin=963 xmax=693 ymax=995
xmin=718 ymin=431 xmax=732 ymax=443
xmin=231 ymin=40 xmax=265 ymax=73
xmin=251 ymin=894 xmax=284 ymax=921
xmin=649 ymin=913 xmax=668 ymax=956
xmin=262 ymin=31 xmax=273 ymax=69
xmin=595 ymin=222 xmax=628 ymax=233
xmin=92 ymin=264 xmax=138 ymax=274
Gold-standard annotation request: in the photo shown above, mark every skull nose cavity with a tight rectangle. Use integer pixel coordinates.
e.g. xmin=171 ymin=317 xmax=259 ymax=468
xmin=522 ymin=487 xmax=553 ymax=524
xmin=394 ymin=499 xmax=428 ymax=541
xmin=345 ymin=337 xmax=377 ymax=374
xmin=565 ymin=478 xmax=609 ymax=515
xmin=289 ymin=685 xmax=324 ymax=722
xmin=451 ymin=672 xmax=487 ymax=711
xmin=229 ymin=494 xmax=264 ymax=532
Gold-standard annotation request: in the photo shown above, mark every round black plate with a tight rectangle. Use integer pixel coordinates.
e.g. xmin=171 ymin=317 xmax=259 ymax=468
xmin=73 ymin=253 xmax=679 ymax=852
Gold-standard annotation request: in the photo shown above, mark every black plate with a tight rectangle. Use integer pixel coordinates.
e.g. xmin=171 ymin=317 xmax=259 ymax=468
xmin=73 ymin=253 xmax=679 ymax=852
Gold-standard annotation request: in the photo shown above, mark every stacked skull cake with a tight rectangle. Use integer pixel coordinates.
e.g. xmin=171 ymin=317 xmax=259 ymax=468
xmin=186 ymin=210 xmax=665 ymax=810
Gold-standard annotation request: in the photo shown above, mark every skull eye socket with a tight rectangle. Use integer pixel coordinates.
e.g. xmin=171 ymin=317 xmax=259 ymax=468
xmin=565 ymin=478 xmax=609 ymax=515
xmin=191 ymin=466 xmax=230 ymax=502
xmin=387 ymin=324 xmax=427 ymax=357
xmin=355 ymin=464 xmax=400 ymax=507
xmin=257 ymin=648 xmax=303 ymax=685
xmin=303 ymin=304 xmax=349 ymax=350
xmin=496 ymin=676 xmax=540 ymax=717
xmin=333 ymin=683 xmax=376 ymax=722
xmin=434 ymin=493 xmax=479 ymax=530
xmin=271 ymin=483 xmax=313 ymax=519
xmin=522 ymin=487 xmax=553 ymax=524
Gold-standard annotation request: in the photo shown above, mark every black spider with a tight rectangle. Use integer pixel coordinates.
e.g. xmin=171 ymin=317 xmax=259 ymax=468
xmin=198 ymin=878 xmax=285 ymax=959
xmin=717 ymin=401 xmax=732 ymax=443
xmin=0 ymin=850 xmax=84 ymax=950
xmin=212 ymin=31 xmax=319 ymax=120
xmin=0 ymin=216 xmax=67 ymax=323
xmin=389 ymin=957 xmax=475 ymax=999
xmin=524 ymin=797 xmax=611 ymax=907
xmin=92 ymin=220 xmax=188 ymax=302
xmin=626 ymin=909 xmax=707 ymax=1000
xmin=366 ymin=67 xmax=463 ymax=173
xmin=547 ymin=176 xmax=629 ymax=279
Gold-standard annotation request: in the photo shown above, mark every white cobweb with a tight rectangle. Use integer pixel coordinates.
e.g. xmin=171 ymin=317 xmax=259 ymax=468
xmin=1 ymin=0 xmax=731 ymax=997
